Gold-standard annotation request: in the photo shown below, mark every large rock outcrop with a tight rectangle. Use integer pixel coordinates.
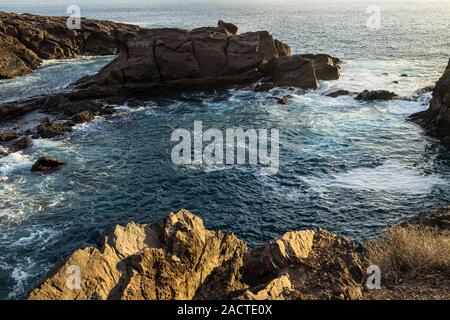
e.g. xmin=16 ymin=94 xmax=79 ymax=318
xmin=411 ymin=59 xmax=450 ymax=145
xmin=75 ymin=21 xmax=340 ymax=94
xmin=0 ymin=12 xmax=140 ymax=78
xmin=28 ymin=209 xmax=363 ymax=300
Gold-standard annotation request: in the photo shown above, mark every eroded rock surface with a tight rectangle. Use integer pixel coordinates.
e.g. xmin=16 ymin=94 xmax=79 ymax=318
xmin=0 ymin=12 xmax=140 ymax=78
xmin=411 ymin=59 xmax=450 ymax=145
xmin=29 ymin=210 xmax=363 ymax=300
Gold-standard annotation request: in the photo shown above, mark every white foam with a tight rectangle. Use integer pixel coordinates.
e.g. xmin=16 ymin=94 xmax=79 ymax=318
xmin=301 ymin=161 xmax=447 ymax=195
xmin=0 ymin=152 xmax=33 ymax=177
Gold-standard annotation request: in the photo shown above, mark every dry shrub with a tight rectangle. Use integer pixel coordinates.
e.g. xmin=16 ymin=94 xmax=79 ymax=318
xmin=365 ymin=225 xmax=450 ymax=281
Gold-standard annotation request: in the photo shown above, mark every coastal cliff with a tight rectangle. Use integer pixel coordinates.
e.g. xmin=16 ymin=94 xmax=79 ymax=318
xmin=0 ymin=12 xmax=140 ymax=79
xmin=28 ymin=208 xmax=449 ymax=300
xmin=411 ymin=59 xmax=450 ymax=145
xmin=28 ymin=209 xmax=364 ymax=300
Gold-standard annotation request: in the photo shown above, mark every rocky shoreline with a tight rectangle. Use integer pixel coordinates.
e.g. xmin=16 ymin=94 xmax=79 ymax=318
xmin=1 ymin=12 xmax=450 ymax=300
xmin=28 ymin=207 xmax=449 ymax=300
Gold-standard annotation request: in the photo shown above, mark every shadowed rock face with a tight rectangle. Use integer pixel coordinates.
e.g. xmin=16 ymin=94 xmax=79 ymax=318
xmin=0 ymin=12 xmax=140 ymax=78
xmin=28 ymin=209 xmax=364 ymax=300
xmin=76 ymin=21 xmax=340 ymax=93
xmin=411 ymin=59 xmax=450 ymax=145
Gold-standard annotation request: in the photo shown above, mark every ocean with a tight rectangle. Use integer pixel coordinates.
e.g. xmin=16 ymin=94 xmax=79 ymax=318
xmin=1 ymin=0 xmax=450 ymax=299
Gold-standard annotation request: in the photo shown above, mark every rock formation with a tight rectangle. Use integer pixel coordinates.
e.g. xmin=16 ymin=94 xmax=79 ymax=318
xmin=31 ymin=156 xmax=66 ymax=172
xmin=356 ymin=90 xmax=397 ymax=101
xmin=28 ymin=209 xmax=364 ymax=300
xmin=411 ymin=58 xmax=450 ymax=145
xmin=74 ymin=21 xmax=340 ymax=94
xmin=0 ymin=12 xmax=140 ymax=78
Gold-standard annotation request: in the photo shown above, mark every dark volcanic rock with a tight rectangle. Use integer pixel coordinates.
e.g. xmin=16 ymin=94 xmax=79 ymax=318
xmin=410 ymin=59 xmax=450 ymax=145
xmin=78 ymin=25 xmax=294 ymax=92
xmin=37 ymin=119 xmax=73 ymax=138
xmin=217 ymin=20 xmax=238 ymax=35
xmin=0 ymin=11 xmax=140 ymax=78
xmin=31 ymin=156 xmax=65 ymax=172
xmin=265 ymin=55 xmax=318 ymax=89
xmin=300 ymin=54 xmax=341 ymax=81
xmin=356 ymin=90 xmax=397 ymax=101
xmin=327 ymin=89 xmax=353 ymax=98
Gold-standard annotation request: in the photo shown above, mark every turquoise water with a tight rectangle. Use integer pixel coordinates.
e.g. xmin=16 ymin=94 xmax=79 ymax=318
xmin=1 ymin=0 xmax=450 ymax=299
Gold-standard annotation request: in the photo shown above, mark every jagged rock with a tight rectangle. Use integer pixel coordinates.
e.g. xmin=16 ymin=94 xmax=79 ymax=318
xmin=218 ymin=20 xmax=238 ymax=35
xmin=0 ymin=12 xmax=140 ymax=78
xmin=37 ymin=119 xmax=73 ymax=138
xmin=410 ymin=59 xmax=450 ymax=145
xmin=274 ymin=39 xmax=291 ymax=57
xmin=300 ymin=54 xmax=341 ymax=81
xmin=0 ymin=131 xmax=18 ymax=142
xmin=265 ymin=55 xmax=318 ymax=89
xmin=327 ymin=89 xmax=353 ymax=98
xmin=28 ymin=210 xmax=364 ymax=300
xmin=356 ymin=90 xmax=397 ymax=101
xmin=31 ymin=156 xmax=65 ymax=172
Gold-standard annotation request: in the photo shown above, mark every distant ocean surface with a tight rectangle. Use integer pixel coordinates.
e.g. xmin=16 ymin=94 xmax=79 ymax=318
xmin=1 ymin=0 xmax=450 ymax=299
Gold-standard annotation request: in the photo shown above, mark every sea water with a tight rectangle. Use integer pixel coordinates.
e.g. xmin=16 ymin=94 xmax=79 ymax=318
xmin=0 ymin=0 xmax=450 ymax=299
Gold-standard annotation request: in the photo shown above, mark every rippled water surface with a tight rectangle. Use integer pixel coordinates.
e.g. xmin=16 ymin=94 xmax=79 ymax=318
xmin=1 ymin=0 xmax=450 ymax=299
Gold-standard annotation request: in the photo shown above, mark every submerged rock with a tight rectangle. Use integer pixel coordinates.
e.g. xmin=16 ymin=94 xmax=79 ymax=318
xmin=28 ymin=209 xmax=364 ymax=300
xmin=31 ymin=156 xmax=65 ymax=172
xmin=410 ymin=59 xmax=450 ymax=145
xmin=356 ymin=90 xmax=397 ymax=101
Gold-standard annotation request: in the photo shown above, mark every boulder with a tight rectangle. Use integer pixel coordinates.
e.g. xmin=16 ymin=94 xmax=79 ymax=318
xmin=28 ymin=209 xmax=364 ymax=300
xmin=265 ymin=55 xmax=318 ymax=89
xmin=218 ymin=20 xmax=238 ymax=35
xmin=356 ymin=90 xmax=397 ymax=101
xmin=37 ymin=119 xmax=73 ymax=138
xmin=327 ymin=89 xmax=353 ymax=98
xmin=31 ymin=156 xmax=65 ymax=172
xmin=71 ymin=111 xmax=96 ymax=124
xmin=300 ymin=54 xmax=341 ymax=81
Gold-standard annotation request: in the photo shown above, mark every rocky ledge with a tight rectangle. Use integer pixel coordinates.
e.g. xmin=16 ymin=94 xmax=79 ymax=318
xmin=411 ymin=58 xmax=450 ymax=145
xmin=29 ymin=209 xmax=364 ymax=300
xmin=28 ymin=206 xmax=450 ymax=300
xmin=0 ymin=12 xmax=140 ymax=79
